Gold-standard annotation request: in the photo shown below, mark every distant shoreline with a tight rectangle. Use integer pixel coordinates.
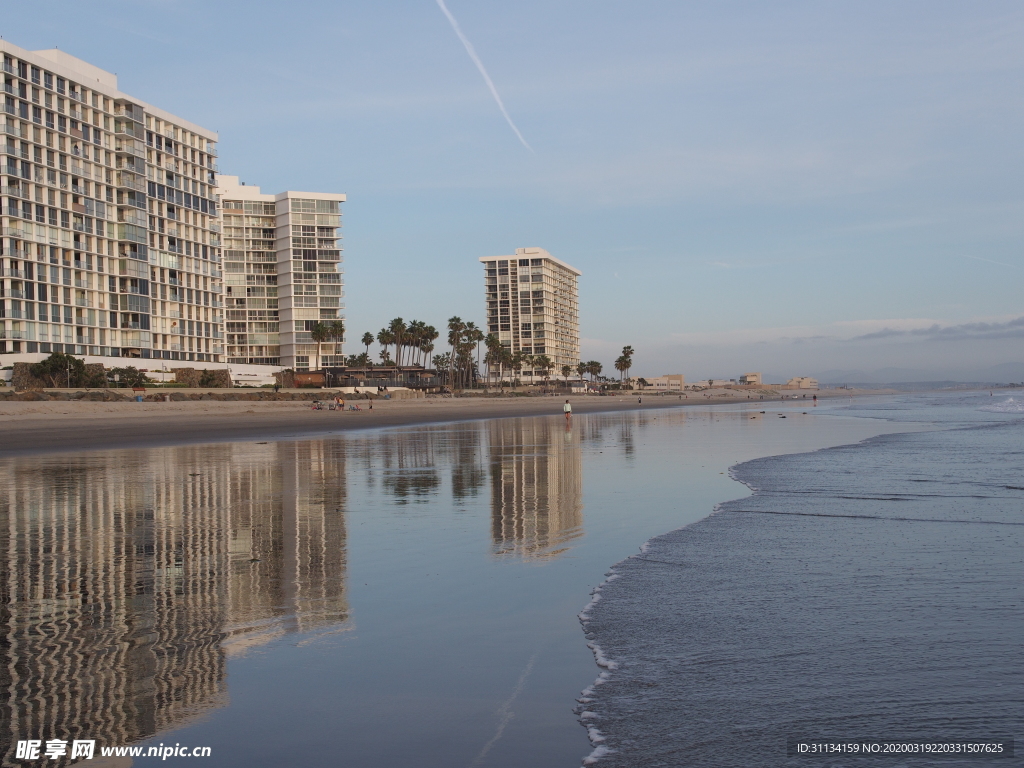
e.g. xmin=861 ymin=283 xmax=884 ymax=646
xmin=0 ymin=388 xmax=890 ymax=458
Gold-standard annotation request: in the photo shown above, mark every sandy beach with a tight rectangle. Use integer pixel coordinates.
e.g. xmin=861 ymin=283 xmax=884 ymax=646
xmin=0 ymin=389 xmax=864 ymax=457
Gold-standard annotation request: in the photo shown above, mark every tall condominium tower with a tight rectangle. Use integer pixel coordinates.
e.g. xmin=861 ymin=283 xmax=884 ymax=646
xmin=0 ymin=42 xmax=223 ymax=363
xmin=216 ymin=175 xmax=345 ymax=370
xmin=480 ymin=247 xmax=580 ymax=380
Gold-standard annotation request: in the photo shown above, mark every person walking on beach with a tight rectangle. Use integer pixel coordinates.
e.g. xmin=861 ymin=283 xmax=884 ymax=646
xmin=563 ymin=399 xmax=572 ymax=422
xmin=335 ymin=393 xmax=345 ymax=412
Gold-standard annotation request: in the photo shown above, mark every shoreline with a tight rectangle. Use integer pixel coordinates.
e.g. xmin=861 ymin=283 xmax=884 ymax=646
xmin=0 ymin=389 xmax=886 ymax=458
xmin=577 ymin=392 xmax=1020 ymax=765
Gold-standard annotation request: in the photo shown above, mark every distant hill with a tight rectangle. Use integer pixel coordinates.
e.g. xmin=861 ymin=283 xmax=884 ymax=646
xmin=816 ymin=363 xmax=1024 ymax=386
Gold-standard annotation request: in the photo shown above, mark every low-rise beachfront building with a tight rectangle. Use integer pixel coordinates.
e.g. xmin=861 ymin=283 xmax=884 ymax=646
xmin=648 ymin=374 xmax=685 ymax=391
xmin=739 ymin=372 xmax=762 ymax=385
xmin=785 ymin=376 xmax=819 ymax=389
xmin=0 ymin=42 xmax=224 ymax=367
xmin=481 ymin=247 xmax=581 ymax=383
xmin=214 ymin=176 xmax=345 ymax=371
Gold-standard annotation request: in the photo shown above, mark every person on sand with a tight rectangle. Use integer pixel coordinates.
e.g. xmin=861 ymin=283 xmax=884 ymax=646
xmin=335 ymin=393 xmax=344 ymax=412
xmin=638 ymin=396 xmax=642 ymax=404
xmin=563 ymin=399 xmax=572 ymax=422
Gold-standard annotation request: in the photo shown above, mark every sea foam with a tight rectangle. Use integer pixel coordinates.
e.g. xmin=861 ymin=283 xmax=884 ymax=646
xmin=979 ymin=396 xmax=1024 ymax=413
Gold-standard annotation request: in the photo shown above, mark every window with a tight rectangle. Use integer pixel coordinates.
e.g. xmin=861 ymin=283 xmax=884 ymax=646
xmin=56 ymin=77 xmax=65 ymax=95
xmin=519 ymin=259 xmax=530 ymax=266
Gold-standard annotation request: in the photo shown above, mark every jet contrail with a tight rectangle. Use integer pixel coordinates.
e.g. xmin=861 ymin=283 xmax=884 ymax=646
xmin=435 ymin=0 xmax=533 ymax=152
xmin=966 ymin=255 xmax=1024 ymax=271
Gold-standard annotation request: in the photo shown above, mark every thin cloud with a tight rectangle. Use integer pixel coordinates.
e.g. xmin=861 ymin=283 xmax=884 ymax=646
xmin=435 ymin=0 xmax=533 ymax=152
xmin=849 ymin=316 xmax=1024 ymax=342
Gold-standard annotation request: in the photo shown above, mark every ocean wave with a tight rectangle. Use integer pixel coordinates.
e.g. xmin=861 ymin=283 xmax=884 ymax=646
xmin=979 ymin=396 xmax=1024 ymax=413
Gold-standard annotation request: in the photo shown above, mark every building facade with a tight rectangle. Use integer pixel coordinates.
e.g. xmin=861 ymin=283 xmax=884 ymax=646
xmin=648 ymin=374 xmax=686 ymax=391
xmin=0 ymin=43 xmax=223 ymax=364
xmin=785 ymin=376 xmax=819 ymax=389
xmin=480 ymin=247 xmax=580 ymax=380
xmin=215 ymin=176 xmax=345 ymax=370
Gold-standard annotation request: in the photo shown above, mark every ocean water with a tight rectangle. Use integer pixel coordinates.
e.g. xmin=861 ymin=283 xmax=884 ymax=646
xmin=580 ymin=392 xmax=1024 ymax=767
xmin=0 ymin=402 xmax=906 ymax=768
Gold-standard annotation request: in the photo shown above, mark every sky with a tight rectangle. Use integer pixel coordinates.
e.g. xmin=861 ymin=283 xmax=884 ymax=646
xmin=6 ymin=1 xmax=1024 ymax=381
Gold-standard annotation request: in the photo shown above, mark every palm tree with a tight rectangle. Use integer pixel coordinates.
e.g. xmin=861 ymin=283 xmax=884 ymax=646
xmin=406 ymin=320 xmax=425 ymax=366
xmin=614 ymin=355 xmax=629 ymax=383
xmin=328 ymin=320 xmax=346 ymax=361
xmin=535 ymin=355 xmax=553 ymax=389
xmin=576 ymin=362 xmax=587 ymax=382
xmin=361 ymin=332 xmax=374 ymax=358
xmin=447 ymin=316 xmax=466 ymax=388
xmin=388 ymin=317 xmax=407 ymax=367
xmin=561 ymin=364 xmax=572 ymax=384
xmin=377 ymin=328 xmax=395 ymax=364
xmin=466 ymin=322 xmax=485 ymax=386
xmin=620 ymin=345 xmax=635 ymax=386
xmin=424 ymin=325 xmax=439 ymax=368
xmin=586 ymin=360 xmax=603 ymax=382
xmin=309 ymin=322 xmax=331 ymax=370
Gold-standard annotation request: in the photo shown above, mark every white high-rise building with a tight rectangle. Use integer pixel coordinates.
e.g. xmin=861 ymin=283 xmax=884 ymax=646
xmin=0 ymin=42 xmax=224 ymax=364
xmin=480 ymin=247 xmax=581 ymax=380
xmin=215 ymin=176 xmax=345 ymax=370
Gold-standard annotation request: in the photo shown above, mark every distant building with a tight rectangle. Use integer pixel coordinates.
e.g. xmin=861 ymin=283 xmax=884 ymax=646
xmin=216 ymin=176 xmax=345 ymax=370
xmin=480 ymin=247 xmax=580 ymax=381
xmin=786 ymin=376 xmax=819 ymax=389
xmin=648 ymin=374 xmax=685 ymax=391
xmin=739 ymin=372 xmax=762 ymax=385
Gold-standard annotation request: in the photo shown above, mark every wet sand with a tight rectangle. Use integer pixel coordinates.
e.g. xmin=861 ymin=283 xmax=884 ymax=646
xmin=0 ymin=391 xmax=856 ymax=457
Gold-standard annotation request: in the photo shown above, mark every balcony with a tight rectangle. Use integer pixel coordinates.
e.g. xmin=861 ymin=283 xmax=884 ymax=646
xmin=3 ymin=145 xmax=29 ymax=160
xmin=114 ymin=141 xmax=146 ymax=159
xmin=2 ymin=269 xmax=26 ymax=278
xmin=0 ymin=330 xmax=26 ymax=339
xmin=7 ymin=290 xmax=25 ymax=299
xmin=74 ymin=279 xmax=88 ymax=289
xmin=1 ymin=227 xmax=26 ymax=238
xmin=116 ymin=172 xmax=146 ymax=192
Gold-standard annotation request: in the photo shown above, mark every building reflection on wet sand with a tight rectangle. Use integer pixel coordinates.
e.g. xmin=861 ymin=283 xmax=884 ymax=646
xmin=0 ymin=415 xmax=593 ymax=765
xmin=489 ymin=419 xmax=583 ymax=559
xmin=0 ymin=442 xmax=348 ymax=767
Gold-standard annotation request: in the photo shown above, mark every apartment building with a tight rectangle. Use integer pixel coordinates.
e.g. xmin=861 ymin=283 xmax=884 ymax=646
xmin=480 ymin=247 xmax=580 ymax=380
xmin=215 ymin=175 xmax=345 ymax=370
xmin=0 ymin=42 xmax=224 ymax=364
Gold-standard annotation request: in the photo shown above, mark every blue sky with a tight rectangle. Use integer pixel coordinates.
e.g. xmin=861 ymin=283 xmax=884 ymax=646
xmin=7 ymin=1 xmax=1024 ymax=380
